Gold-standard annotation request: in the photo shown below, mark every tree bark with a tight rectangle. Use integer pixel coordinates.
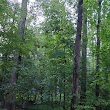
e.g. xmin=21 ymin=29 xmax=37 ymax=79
xmin=95 ymin=0 xmax=102 ymax=110
xmin=71 ymin=0 xmax=83 ymax=110
xmin=80 ymin=7 xmax=87 ymax=107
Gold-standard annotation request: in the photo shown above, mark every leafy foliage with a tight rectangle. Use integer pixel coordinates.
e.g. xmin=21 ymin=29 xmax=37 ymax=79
xmin=0 ymin=0 xmax=110 ymax=110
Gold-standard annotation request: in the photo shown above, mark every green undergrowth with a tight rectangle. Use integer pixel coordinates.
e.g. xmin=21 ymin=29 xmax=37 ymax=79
xmin=27 ymin=104 xmax=63 ymax=110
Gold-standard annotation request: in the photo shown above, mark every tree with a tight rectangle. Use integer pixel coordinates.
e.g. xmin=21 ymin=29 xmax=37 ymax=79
xmin=95 ymin=0 xmax=102 ymax=110
xmin=80 ymin=2 xmax=87 ymax=106
xmin=1 ymin=0 xmax=110 ymax=110
xmin=71 ymin=0 xmax=83 ymax=110
xmin=4 ymin=0 xmax=28 ymax=110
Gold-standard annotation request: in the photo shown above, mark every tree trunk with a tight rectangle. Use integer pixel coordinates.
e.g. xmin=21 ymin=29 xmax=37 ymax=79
xmin=5 ymin=0 xmax=28 ymax=110
xmin=40 ymin=89 xmax=43 ymax=103
xmin=63 ymin=75 xmax=66 ymax=110
xmin=80 ymin=7 xmax=87 ymax=107
xmin=63 ymin=48 xmax=66 ymax=110
xmin=95 ymin=0 xmax=102 ymax=110
xmin=51 ymin=93 xmax=54 ymax=108
xmin=59 ymin=90 xmax=62 ymax=105
xmin=71 ymin=0 xmax=83 ymax=110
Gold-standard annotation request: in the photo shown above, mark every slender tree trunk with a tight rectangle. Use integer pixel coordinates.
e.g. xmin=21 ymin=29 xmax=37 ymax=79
xmin=63 ymin=74 xmax=66 ymax=110
xmin=51 ymin=92 xmax=54 ymax=108
xmin=40 ymin=89 xmax=43 ymax=103
xmin=59 ymin=90 xmax=62 ymax=105
xmin=54 ymin=80 xmax=57 ymax=101
xmin=71 ymin=0 xmax=83 ymax=110
xmin=5 ymin=1 xmax=28 ymax=110
xmin=63 ymin=47 xmax=66 ymax=110
xmin=80 ymin=8 xmax=87 ymax=107
xmin=95 ymin=0 xmax=102 ymax=110
xmin=48 ymin=90 xmax=51 ymax=102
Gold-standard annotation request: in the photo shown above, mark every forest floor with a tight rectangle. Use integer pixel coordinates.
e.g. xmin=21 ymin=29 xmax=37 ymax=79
xmin=15 ymin=102 xmax=63 ymax=110
xmin=27 ymin=104 xmax=63 ymax=110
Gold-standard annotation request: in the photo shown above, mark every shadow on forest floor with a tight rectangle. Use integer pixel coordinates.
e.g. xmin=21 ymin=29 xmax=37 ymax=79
xmin=15 ymin=101 xmax=64 ymax=110
xmin=27 ymin=104 xmax=63 ymax=110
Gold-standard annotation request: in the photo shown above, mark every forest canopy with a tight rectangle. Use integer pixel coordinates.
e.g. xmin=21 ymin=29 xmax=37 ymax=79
xmin=0 ymin=0 xmax=110 ymax=110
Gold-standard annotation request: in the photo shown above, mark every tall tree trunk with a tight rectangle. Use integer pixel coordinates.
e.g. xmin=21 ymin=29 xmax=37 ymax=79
xmin=5 ymin=0 xmax=28 ymax=110
xmin=63 ymin=74 xmax=66 ymax=110
xmin=63 ymin=47 xmax=66 ymax=110
xmin=80 ymin=8 xmax=87 ymax=107
xmin=95 ymin=0 xmax=102 ymax=110
xmin=71 ymin=0 xmax=83 ymax=110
